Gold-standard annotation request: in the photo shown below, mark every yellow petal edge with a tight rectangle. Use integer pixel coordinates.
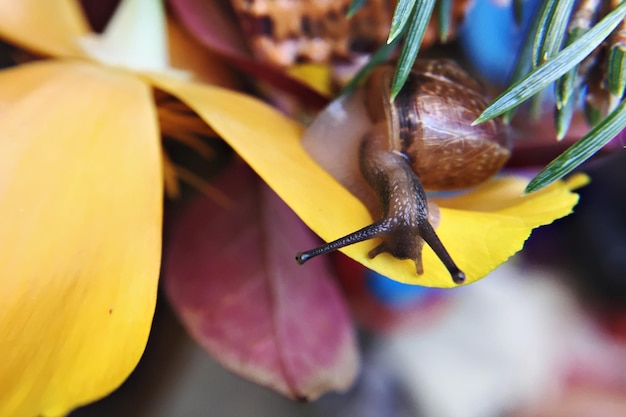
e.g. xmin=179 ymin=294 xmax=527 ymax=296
xmin=150 ymin=74 xmax=582 ymax=288
xmin=0 ymin=0 xmax=89 ymax=58
xmin=0 ymin=61 xmax=162 ymax=416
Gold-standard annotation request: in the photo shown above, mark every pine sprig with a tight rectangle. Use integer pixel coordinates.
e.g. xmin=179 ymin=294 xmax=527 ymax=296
xmin=475 ymin=3 xmax=626 ymax=122
xmin=477 ymin=1 xmax=626 ymax=191
xmin=346 ymin=0 xmax=625 ymax=192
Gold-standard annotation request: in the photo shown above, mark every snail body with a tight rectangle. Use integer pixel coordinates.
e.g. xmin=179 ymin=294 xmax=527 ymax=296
xmin=297 ymin=59 xmax=511 ymax=284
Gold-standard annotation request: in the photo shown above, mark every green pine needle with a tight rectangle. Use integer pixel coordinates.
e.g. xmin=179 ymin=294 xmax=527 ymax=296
xmin=475 ymin=1 xmax=626 ymax=124
xmin=608 ymin=43 xmax=626 ymax=98
xmin=390 ymin=0 xmax=436 ymax=100
xmin=555 ymin=25 xmax=588 ymax=109
xmin=437 ymin=0 xmax=453 ymax=42
xmin=537 ymin=0 xmax=576 ymax=62
xmin=555 ymin=89 xmax=578 ymax=139
xmin=347 ymin=0 xmax=367 ymax=18
xmin=526 ymin=98 xmax=626 ymax=193
xmin=531 ymin=0 xmax=558 ymax=66
xmin=387 ymin=0 xmax=418 ymax=44
xmin=502 ymin=0 xmax=546 ymax=123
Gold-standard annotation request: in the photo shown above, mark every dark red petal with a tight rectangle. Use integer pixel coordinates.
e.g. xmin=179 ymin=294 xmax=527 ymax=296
xmin=164 ymin=162 xmax=358 ymax=399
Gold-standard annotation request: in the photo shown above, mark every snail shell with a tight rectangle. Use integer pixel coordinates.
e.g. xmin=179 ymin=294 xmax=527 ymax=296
xmin=298 ymin=59 xmax=511 ymax=284
xmin=365 ymin=59 xmax=510 ymax=189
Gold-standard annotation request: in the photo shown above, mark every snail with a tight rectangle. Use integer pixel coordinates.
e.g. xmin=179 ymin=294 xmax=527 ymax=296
xmin=296 ymin=59 xmax=511 ymax=284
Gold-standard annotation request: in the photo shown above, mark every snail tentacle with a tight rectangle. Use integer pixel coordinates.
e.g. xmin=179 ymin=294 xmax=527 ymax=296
xmin=295 ymin=219 xmax=390 ymax=264
xmin=417 ymin=221 xmax=465 ymax=284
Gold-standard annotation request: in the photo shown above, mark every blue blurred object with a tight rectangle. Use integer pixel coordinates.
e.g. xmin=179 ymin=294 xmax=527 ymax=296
xmin=365 ymin=270 xmax=443 ymax=308
xmin=458 ymin=0 xmax=541 ymax=86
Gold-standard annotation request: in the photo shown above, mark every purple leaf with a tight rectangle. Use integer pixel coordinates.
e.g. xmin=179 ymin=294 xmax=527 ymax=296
xmin=164 ymin=163 xmax=358 ymax=400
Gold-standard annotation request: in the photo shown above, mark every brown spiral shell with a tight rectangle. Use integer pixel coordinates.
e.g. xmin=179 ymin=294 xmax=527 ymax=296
xmin=365 ymin=59 xmax=511 ymax=190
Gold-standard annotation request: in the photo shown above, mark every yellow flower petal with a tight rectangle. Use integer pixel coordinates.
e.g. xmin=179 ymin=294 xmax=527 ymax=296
xmin=0 ymin=61 xmax=162 ymax=416
xmin=434 ymin=174 xmax=585 ymax=227
xmin=148 ymin=74 xmax=579 ymax=288
xmin=492 ymin=176 xmax=583 ymax=228
xmin=0 ymin=58 xmax=79 ymax=112
xmin=287 ymin=64 xmax=332 ymax=97
xmin=0 ymin=0 xmax=89 ymax=58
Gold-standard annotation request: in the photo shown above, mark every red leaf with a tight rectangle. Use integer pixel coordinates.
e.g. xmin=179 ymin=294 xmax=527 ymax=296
xmin=168 ymin=0 xmax=329 ymax=110
xmin=164 ymin=163 xmax=358 ymax=400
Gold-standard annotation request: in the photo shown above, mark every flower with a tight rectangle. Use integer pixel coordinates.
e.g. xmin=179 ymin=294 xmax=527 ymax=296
xmin=0 ymin=0 xmax=231 ymax=415
xmin=0 ymin=0 xmax=585 ymax=415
